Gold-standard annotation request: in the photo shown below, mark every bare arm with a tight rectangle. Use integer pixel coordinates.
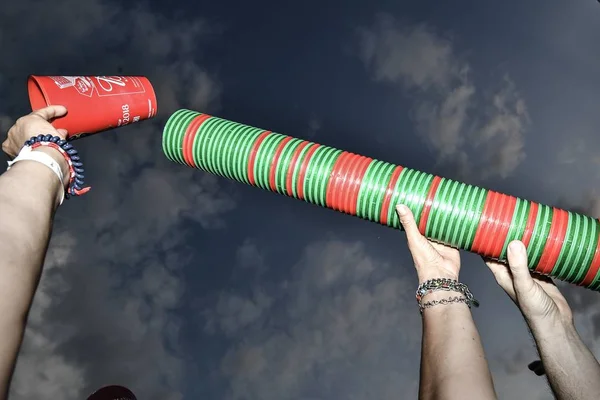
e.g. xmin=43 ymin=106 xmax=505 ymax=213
xmin=397 ymin=205 xmax=497 ymax=400
xmin=529 ymin=317 xmax=600 ymax=400
xmin=419 ymin=292 xmax=496 ymax=400
xmin=0 ymin=107 xmax=69 ymax=398
xmin=486 ymin=241 xmax=600 ymax=400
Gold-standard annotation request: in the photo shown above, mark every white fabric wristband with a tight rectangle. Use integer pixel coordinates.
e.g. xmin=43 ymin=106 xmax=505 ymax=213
xmin=6 ymin=146 xmax=65 ymax=205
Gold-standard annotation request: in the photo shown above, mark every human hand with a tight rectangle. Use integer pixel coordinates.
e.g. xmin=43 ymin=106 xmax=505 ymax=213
xmin=485 ymin=240 xmax=573 ymax=326
xmin=2 ymin=106 xmax=68 ymax=158
xmin=396 ymin=204 xmax=461 ymax=284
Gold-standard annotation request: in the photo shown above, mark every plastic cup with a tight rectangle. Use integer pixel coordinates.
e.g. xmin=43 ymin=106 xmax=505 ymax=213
xmin=28 ymin=75 xmax=157 ymax=140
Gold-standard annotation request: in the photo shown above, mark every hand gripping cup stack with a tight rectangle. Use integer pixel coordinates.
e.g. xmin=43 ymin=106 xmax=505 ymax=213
xmin=28 ymin=75 xmax=157 ymax=140
xmin=162 ymin=109 xmax=600 ymax=291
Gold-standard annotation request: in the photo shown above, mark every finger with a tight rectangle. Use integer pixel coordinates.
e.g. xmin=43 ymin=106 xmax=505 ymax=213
xmin=396 ymin=205 xmax=430 ymax=248
xmin=396 ymin=205 xmax=441 ymax=268
xmin=31 ymin=105 xmax=68 ymax=121
xmin=56 ymin=129 xmax=68 ymax=138
xmin=506 ymin=241 xmax=536 ymax=295
xmin=430 ymin=242 xmax=460 ymax=263
xmin=484 ymin=258 xmax=516 ymax=300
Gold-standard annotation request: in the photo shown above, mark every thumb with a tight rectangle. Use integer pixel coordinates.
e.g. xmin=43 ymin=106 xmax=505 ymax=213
xmin=395 ymin=204 xmax=438 ymax=262
xmin=56 ymin=129 xmax=68 ymax=139
xmin=32 ymin=105 xmax=68 ymax=121
xmin=506 ymin=241 xmax=536 ymax=295
xmin=396 ymin=205 xmax=426 ymax=244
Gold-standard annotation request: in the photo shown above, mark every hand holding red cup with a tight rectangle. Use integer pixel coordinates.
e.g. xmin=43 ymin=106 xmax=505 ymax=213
xmin=28 ymin=75 xmax=158 ymax=140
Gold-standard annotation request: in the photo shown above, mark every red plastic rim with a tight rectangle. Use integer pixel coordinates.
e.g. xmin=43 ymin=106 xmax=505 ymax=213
xmin=345 ymin=155 xmax=372 ymax=215
xmin=183 ymin=114 xmax=211 ymax=167
xmin=285 ymin=141 xmax=310 ymax=197
xmin=247 ymin=131 xmax=271 ymax=186
xmin=418 ymin=175 xmax=442 ymax=235
xmin=472 ymin=191 xmax=499 ymax=254
xmin=326 ymin=152 xmax=351 ymax=211
xmin=295 ymin=144 xmax=320 ymax=200
xmin=536 ymin=208 xmax=569 ymax=274
xmin=269 ymin=136 xmax=293 ymax=192
xmin=379 ymin=166 xmax=404 ymax=225
xmin=521 ymin=202 xmax=539 ymax=247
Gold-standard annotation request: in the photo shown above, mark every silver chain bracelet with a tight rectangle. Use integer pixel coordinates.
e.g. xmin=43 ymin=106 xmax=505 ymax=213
xmin=416 ymin=278 xmax=479 ymax=314
xmin=420 ymin=296 xmax=470 ymax=314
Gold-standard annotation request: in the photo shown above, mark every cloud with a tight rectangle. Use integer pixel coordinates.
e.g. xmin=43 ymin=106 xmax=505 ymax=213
xmin=0 ymin=0 xmax=234 ymax=398
xmin=205 ymin=239 xmax=420 ymax=400
xmin=307 ymin=116 xmax=321 ymax=139
xmin=358 ymin=15 xmax=530 ymax=181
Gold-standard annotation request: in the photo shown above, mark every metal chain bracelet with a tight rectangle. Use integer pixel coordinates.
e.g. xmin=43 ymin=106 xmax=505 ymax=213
xmin=420 ymin=296 xmax=470 ymax=314
xmin=416 ymin=278 xmax=479 ymax=314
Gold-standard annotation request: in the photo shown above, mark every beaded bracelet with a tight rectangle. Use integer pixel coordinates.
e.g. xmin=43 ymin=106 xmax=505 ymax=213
xmin=24 ymin=134 xmax=91 ymax=199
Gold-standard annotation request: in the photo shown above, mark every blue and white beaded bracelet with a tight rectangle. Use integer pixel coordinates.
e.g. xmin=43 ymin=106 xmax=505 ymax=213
xmin=24 ymin=134 xmax=91 ymax=199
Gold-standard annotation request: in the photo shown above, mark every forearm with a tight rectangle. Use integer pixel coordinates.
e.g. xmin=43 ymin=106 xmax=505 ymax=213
xmin=529 ymin=317 xmax=600 ymax=400
xmin=419 ymin=293 xmax=496 ymax=400
xmin=0 ymin=156 xmax=64 ymax=397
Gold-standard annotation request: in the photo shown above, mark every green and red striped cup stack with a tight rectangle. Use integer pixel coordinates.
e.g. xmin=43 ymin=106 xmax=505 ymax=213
xmin=163 ymin=109 xmax=600 ymax=291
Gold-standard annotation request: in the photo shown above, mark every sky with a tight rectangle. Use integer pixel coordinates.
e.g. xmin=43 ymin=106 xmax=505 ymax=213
xmin=1 ymin=0 xmax=600 ymax=399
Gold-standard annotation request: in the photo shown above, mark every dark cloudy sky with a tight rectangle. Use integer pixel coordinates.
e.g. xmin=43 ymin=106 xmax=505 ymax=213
xmin=1 ymin=0 xmax=600 ymax=399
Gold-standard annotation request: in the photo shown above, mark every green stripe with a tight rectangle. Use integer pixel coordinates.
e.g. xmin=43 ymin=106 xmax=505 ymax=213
xmin=528 ymin=205 xmax=553 ymax=269
xmin=275 ymin=138 xmax=303 ymax=195
xmin=386 ymin=168 xmax=408 ymax=229
xmin=290 ymin=143 xmax=316 ymax=199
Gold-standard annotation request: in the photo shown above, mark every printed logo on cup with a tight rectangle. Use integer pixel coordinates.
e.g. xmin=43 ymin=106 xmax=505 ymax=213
xmin=49 ymin=76 xmax=147 ymax=98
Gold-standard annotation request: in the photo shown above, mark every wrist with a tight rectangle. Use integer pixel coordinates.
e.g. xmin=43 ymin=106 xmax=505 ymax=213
xmin=417 ymin=273 xmax=459 ymax=285
xmin=31 ymin=146 xmax=70 ymax=189
xmin=527 ymin=313 xmax=576 ymax=339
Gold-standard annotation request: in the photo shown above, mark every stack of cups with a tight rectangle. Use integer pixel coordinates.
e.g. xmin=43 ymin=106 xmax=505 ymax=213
xmin=163 ymin=109 xmax=600 ymax=291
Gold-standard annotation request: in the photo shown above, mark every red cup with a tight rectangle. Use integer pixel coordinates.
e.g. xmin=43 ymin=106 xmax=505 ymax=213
xmin=28 ymin=75 xmax=158 ymax=140
xmin=86 ymin=385 xmax=137 ymax=400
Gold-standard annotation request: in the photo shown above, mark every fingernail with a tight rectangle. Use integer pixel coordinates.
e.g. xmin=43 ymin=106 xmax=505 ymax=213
xmin=396 ymin=205 xmax=408 ymax=215
xmin=508 ymin=241 xmax=523 ymax=254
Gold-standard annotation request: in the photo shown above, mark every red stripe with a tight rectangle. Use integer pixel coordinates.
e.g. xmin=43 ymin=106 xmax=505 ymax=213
xmin=551 ymin=209 xmax=570 ymax=272
xmin=247 ymin=131 xmax=272 ymax=186
xmin=581 ymin=222 xmax=600 ymax=286
xmin=482 ymin=193 xmax=507 ymax=256
xmin=536 ymin=208 xmax=569 ymax=274
xmin=296 ymin=144 xmax=320 ymax=200
xmin=482 ymin=193 xmax=509 ymax=257
xmin=339 ymin=154 xmax=363 ymax=214
xmin=346 ymin=156 xmax=372 ymax=215
xmin=487 ymin=194 xmax=517 ymax=258
xmin=380 ymin=166 xmax=404 ymax=225
xmin=479 ymin=191 xmax=502 ymax=255
xmin=326 ymin=152 xmax=351 ymax=211
xmin=418 ymin=176 xmax=442 ymax=235
xmin=268 ymin=136 xmax=293 ymax=192
xmin=333 ymin=153 xmax=355 ymax=212
xmin=521 ymin=202 xmax=539 ymax=247
xmin=285 ymin=141 xmax=310 ymax=196
xmin=183 ymin=114 xmax=211 ymax=167
xmin=472 ymin=191 xmax=499 ymax=254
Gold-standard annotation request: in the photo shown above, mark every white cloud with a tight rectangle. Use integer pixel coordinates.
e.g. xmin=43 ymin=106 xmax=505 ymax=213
xmin=206 ymin=239 xmax=420 ymax=400
xmin=0 ymin=0 xmax=234 ymax=398
xmin=358 ymin=15 xmax=530 ymax=181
